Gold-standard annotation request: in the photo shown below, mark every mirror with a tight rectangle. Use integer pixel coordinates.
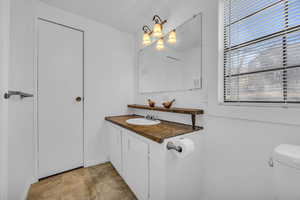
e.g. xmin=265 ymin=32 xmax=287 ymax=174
xmin=139 ymin=13 xmax=202 ymax=94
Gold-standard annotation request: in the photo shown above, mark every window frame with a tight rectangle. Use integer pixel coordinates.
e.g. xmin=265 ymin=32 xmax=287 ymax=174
xmin=218 ymin=0 xmax=300 ymax=108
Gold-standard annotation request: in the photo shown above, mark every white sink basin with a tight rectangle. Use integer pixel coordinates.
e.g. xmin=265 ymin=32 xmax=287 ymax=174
xmin=126 ymin=118 xmax=160 ymax=126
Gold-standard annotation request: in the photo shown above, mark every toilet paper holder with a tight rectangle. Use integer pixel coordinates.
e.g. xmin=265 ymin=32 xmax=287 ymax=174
xmin=167 ymin=142 xmax=182 ymax=153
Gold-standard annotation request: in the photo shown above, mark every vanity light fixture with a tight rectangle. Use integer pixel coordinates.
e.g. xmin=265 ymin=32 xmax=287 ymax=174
xmin=153 ymin=23 xmax=163 ymax=38
xmin=142 ymin=15 xmax=168 ymax=48
xmin=152 ymin=15 xmax=167 ymax=38
xmin=156 ymin=38 xmax=164 ymax=50
xmin=168 ymin=29 xmax=176 ymax=44
xmin=142 ymin=25 xmax=152 ymax=46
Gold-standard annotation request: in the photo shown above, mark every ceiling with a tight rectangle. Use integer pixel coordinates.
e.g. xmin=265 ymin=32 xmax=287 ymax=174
xmin=40 ymin=0 xmax=177 ymax=34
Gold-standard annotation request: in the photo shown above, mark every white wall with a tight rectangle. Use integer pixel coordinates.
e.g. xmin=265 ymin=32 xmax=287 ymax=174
xmin=133 ymin=0 xmax=300 ymax=199
xmin=0 ymin=0 xmax=9 ymax=199
xmin=6 ymin=0 xmax=37 ymax=199
xmin=1 ymin=2 xmax=134 ymax=199
xmin=38 ymin=3 xmax=135 ymax=167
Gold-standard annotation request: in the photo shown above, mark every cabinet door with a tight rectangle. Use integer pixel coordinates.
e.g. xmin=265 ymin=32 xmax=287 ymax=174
xmin=124 ymin=132 xmax=149 ymax=200
xmin=108 ymin=125 xmax=122 ymax=173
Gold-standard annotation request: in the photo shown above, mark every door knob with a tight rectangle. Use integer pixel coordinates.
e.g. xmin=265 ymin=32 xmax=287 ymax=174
xmin=75 ymin=97 xmax=82 ymax=102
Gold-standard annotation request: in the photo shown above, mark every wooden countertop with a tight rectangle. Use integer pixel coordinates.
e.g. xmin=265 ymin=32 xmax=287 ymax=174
xmin=105 ymin=115 xmax=203 ymax=143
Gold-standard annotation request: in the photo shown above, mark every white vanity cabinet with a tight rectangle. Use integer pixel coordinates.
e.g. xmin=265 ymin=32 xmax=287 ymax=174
xmin=107 ymin=121 xmax=203 ymax=200
xmin=108 ymin=124 xmax=122 ymax=174
xmin=108 ymin=124 xmax=149 ymax=200
xmin=122 ymin=130 xmax=149 ymax=200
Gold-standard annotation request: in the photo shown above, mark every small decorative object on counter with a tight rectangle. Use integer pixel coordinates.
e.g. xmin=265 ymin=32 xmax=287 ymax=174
xmin=162 ymin=99 xmax=175 ymax=109
xmin=148 ymin=99 xmax=156 ymax=107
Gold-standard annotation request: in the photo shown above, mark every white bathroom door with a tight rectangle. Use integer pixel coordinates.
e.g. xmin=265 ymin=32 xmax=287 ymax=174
xmin=38 ymin=19 xmax=84 ymax=178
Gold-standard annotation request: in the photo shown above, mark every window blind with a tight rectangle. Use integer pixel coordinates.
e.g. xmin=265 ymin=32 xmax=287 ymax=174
xmin=224 ymin=0 xmax=300 ymax=103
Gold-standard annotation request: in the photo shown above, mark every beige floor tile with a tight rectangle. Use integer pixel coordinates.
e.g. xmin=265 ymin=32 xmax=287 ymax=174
xmin=27 ymin=163 xmax=136 ymax=200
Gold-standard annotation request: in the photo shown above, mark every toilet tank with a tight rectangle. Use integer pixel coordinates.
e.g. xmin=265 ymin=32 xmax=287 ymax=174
xmin=273 ymin=144 xmax=300 ymax=200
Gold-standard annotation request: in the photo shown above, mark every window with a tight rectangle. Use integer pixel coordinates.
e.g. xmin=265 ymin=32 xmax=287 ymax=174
xmin=223 ymin=0 xmax=300 ymax=103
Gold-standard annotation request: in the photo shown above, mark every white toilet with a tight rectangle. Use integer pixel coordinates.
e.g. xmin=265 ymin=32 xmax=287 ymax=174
xmin=273 ymin=144 xmax=300 ymax=200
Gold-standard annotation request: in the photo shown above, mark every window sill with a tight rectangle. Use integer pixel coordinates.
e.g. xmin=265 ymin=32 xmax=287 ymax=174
xmin=219 ymin=102 xmax=300 ymax=109
xmin=207 ymin=101 xmax=300 ymax=126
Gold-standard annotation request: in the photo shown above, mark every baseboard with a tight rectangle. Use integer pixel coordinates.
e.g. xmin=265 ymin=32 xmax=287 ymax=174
xmin=84 ymin=158 xmax=108 ymax=168
xmin=22 ymin=177 xmax=36 ymax=200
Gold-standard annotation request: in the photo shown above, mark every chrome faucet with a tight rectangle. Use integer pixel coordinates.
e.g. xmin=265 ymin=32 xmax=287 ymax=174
xmin=145 ymin=114 xmax=158 ymax=121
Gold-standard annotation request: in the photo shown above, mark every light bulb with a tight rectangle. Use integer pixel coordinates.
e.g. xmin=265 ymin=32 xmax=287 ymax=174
xmin=168 ymin=30 xmax=176 ymax=44
xmin=153 ymin=23 xmax=162 ymax=38
xmin=156 ymin=38 xmax=164 ymax=50
xmin=142 ymin=32 xmax=151 ymax=45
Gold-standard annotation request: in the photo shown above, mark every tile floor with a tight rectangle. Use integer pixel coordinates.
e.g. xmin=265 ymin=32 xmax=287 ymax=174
xmin=27 ymin=162 xmax=137 ymax=200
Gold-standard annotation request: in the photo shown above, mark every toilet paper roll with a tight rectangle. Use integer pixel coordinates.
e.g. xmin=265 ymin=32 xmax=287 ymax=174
xmin=172 ymin=138 xmax=195 ymax=158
